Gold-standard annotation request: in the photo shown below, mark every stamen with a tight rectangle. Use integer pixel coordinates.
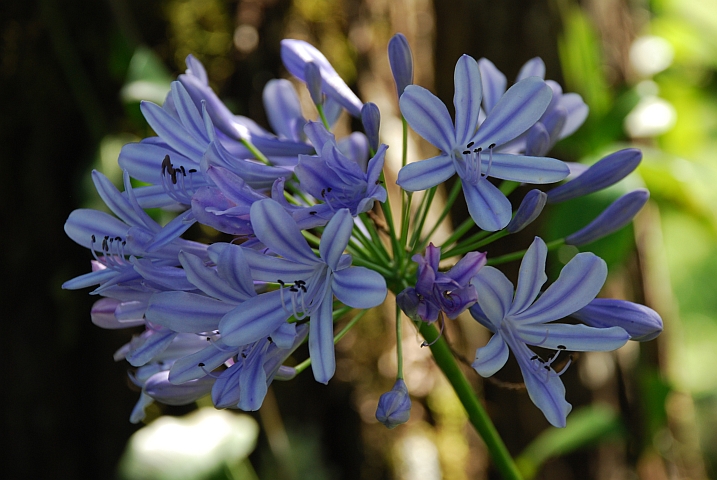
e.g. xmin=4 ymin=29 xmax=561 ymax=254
xmin=197 ymin=362 xmax=222 ymax=378
xmin=556 ymin=355 xmax=573 ymax=376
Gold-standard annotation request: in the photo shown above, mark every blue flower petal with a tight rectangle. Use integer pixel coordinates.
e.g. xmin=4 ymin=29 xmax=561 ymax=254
xmin=517 ymin=323 xmax=629 ymax=351
xmin=250 ymin=199 xmax=319 ymax=265
xmin=397 ymin=154 xmax=455 ymax=192
xmin=511 ymin=237 xmax=548 ymax=315
xmin=453 ymin=55 xmax=483 ymax=145
xmin=471 ymin=266 xmax=514 ymax=326
xmin=146 ymin=292 xmax=235 ymax=332
xmin=219 ymin=289 xmax=290 ymax=347
xmin=332 ymin=267 xmax=388 ymax=309
xmin=514 ymin=252 xmax=607 ymax=325
xmin=216 ymin=244 xmax=257 ymax=299
xmin=242 ymin=248 xmax=318 ymax=282
xmin=309 ymin=284 xmax=336 ymax=384
xmin=477 ymin=58 xmax=506 ymax=114
xmin=180 ymin=251 xmax=250 ymax=303
xmin=462 ymin=178 xmax=512 ymax=231
xmin=472 ymin=333 xmax=509 ymax=377
xmin=140 ymin=100 xmax=206 ymax=158
xmin=516 ymin=57 xmax=546 ymax=81
xmin=479 ymin=153 xmax=570 ymax=184
xmin=470 ymin=77 xmax=552 ymax=149
xmin=263 ymin=79 xmax=305 ymax=141
xmin=319 ymin=209 xmax=353 ymax=270
xmin=169 ymin=339 xmax=238 ymax=384
xmin=400 ymin=85 xmax=456 ymax=153
xmin=238 ymin=347 xmax=269 ymax=411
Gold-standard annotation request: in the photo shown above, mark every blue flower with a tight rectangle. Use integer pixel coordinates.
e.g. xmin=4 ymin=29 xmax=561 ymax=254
xmin=218 ymin=199 xmax=387 ymax=384
xmin=397 ymin=55 xmax=569 ymax=231
xmin=292 ymin=122 xmax=387 ymax=226
xmin=397 ymin=243 xmax=486 ymax=323
xmin=470 ymin=237 xmax=629 ymax=427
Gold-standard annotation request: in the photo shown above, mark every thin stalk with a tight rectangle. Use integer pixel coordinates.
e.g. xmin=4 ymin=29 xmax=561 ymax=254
xmin=359 ymin=212 xmax=391 ymax=263
xmin=419 ymin=179 xmax=463 ymax=250
xmin=418 ymin=322 xmax=524 ymax=480
xmin=349 ymin=256 xmax=395 ymax=279
xmin=409 ymin=186 xmax=438 ymax=252
xmin=400 ymin=192 xmax=413 ymax=251
xmin=443 ymin=230 xmax=509 ymax=259
xmin=401 ymin=116 xmax=408 ymax=168
xmin=487 ymin=238 xmax=565 ymax=266
xmin=240 ymin=138 xmax=271 ymax=165
xmin=316 ymin=103 xmax=331 ymax=130
xmin=395 ymin=302 xmax=404 ymax=379
xmin=379 ymin=171 xmax=401 ymax=260
xmin=440 ymin=216 xmax=477 ymax=250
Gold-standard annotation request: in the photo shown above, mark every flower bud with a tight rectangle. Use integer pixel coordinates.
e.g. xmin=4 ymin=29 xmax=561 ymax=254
xmin=388 ymin=33 xmax=414 ymax=97
xmin=361 ymin=102 xmax=381 ymax=153
xmin=548 ymin=149 xmax=642 ymax=204
xmin=506 ymin=189 xmax=547 ymax=233
xmin=375 ymin=379 xmax=411 ymax=429
xmin=571 ymin=298 xmax=663 ymax=341
xmin=304 ymin=61 xmax=323 ymax=105
xmin=565 ymin=189 xmax=649 ymax=246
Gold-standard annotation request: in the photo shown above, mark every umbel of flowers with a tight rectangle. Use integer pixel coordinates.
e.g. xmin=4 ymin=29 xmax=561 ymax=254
xmin=64 ymin=33 xmax=662 ymax=476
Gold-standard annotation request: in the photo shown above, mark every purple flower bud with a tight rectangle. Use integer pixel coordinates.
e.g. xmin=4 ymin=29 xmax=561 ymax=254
xmin=375 ymin=379 xmax=411 ymax=429
xmin=388 ymin=33 xmax=414 ymax=97
xmin=565 ymin=189 xmax=649 ymax=246
xmin=548 ymin=149 xmax=643 ymax=204
xmin=506 ymin=189 xmax=547 ymax=233
xmin=396 ymin=287 xmax=422 ymax=322
xmin=361 ymin=102 xmax=381 ymax=152
xmin=571 ymin=298 xmax=663 ymax=341
xmin=304 ymin=61 xmax=323 ymax=105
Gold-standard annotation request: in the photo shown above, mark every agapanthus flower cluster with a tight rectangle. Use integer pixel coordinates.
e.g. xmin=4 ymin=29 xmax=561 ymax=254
xmin=64 ymin=33 xmax=662 ymax=436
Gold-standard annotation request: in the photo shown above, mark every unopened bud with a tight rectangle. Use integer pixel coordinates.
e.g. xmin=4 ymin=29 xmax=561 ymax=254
xmin=565 ymin=189 xmax=649 ymax=246
xmin=548 ymin=149 xmax=642 ymax=204
xmin=375 ymin=379 xmax=411 ymax=429
xmin=361 ymin=102 xmax=381 ymax=152
xmin=571 ymin=298 xmax=663 ymax=341
xmin=388 ymin=33 xmax=414 ymax=97
xmin=506 ymin=189 xmax=547 ymax=233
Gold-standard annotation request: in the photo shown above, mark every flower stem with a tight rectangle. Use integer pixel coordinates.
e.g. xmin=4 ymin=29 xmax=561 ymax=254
xmin=240 ymin=138 xmax=271 ymax=165
xmin=487 ymin=238 xmax=565 ymax=266
xmin=417 ymin=322 xmax=524 ymax=480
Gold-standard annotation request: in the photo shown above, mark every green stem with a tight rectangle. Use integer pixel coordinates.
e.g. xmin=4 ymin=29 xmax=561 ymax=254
xmin=316 ymin=103 xmax=331 ymax=130
xmin=379 ymin=171 xmax=401 ymax=260
xmin=418 ymin=322 xmax=523 ymax=480
xmin=240 ymin=138 xmax=271 ymax=165
xmin=418 ymin=180 xmax=463 ymax=251
xmin=487 ymin=239 xmax=565 ymax=266
xmin=395 ymin=302 xmax=404 ymax=379
xmin=443 ymin=230 xmax=509 ymax=259
xmin=410 ymin=186 xmax=438 ymax=252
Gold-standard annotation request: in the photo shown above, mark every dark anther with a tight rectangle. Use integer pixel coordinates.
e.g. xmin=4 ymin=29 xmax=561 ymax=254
xmin=115 ymin=236 xmax=122 ymax=242
xmin=321 ymin=189 xmax=326 ymax=197
xmin=476 ymin=147 xmax=482 ymax=152
xmin=530 ymin=355 xmax=539 ymax=361
xmin=102 ymin=237 xmax=108 ymax=251
xmin=467 ymin=141 xmax=475 ymax=148
xmin=289 ymin=286 xmax=298 ymax=292
xmin=544 ymin=365 xmax=551 ymax=370
xmin=557 ymin=345 xmax=566 ymax=350
xmin=462 ymin=150 xmax=471 ymax=155
xmin=375 ymin=180 xmax=380 ymax=185
xmin=188 ymin=168 xmax=197 ymax=173
xmin=327 ymin=187 xmax=332 ymax=192
xmin=278 ymin=280 xmax=285 ymax=286
xmin=267 ymin=337 xmax=273 ymax=343
xmin=161 ymin=155 xmax=171 ymax=175
xmin=179 ymin=166 xmax=186 ymax=176
xmin=309 ymin=211 xmax=317 ymax=215
xmin=91 ymin=234 xmax=96 ymax=242
xmin=296 ymin=280 xmax=306 ymax=286
xmin=489 ymin=143 xmax=496 ymax=149
xmin=197 ymin=362 xmax=205 ymax=367
xmin=241 ymin=353 xmax=247 ymax=358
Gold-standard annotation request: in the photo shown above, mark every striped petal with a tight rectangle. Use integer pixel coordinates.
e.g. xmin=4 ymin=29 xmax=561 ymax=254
xmin=400 ymin=85 xmax=456 ymax=153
